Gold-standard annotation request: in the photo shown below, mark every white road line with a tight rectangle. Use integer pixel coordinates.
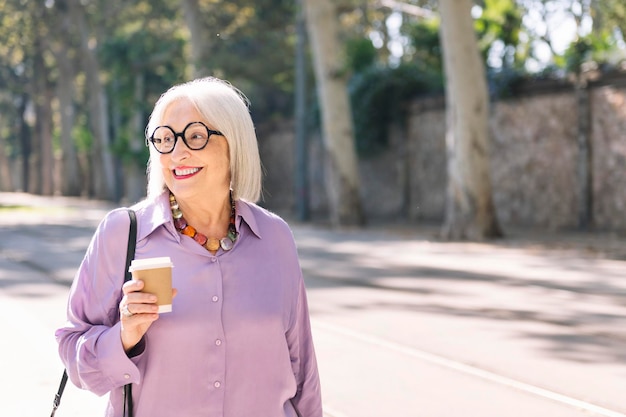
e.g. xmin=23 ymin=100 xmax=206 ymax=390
xmin=312 ymin=319 xmax=626 ymax=417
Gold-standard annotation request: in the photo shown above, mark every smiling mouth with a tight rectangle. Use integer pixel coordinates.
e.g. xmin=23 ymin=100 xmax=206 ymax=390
xmin=173 ymin=167 xmax=202 ymax=179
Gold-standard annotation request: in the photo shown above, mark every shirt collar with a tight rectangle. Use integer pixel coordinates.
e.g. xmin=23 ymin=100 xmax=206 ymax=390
xmin=131 ymin=191 xmax=262 ymax=242
xmin=131 ymin=191 xmax=176 ymax=242
xmin=235 ymin=199 xmax=262 ymax=239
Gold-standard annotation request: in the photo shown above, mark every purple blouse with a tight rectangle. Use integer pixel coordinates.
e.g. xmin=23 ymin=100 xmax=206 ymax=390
xmin=56 ymin=192 xmax=322 ymax=417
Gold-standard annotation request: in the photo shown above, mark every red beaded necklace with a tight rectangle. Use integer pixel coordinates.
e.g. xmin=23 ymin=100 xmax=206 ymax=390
xmin=169 ymin=192 xmax=238 ymax=252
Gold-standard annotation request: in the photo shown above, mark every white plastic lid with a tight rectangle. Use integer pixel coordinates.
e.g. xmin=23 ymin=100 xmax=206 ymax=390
xmin=128 ymin=257 xmax=174 ymax=272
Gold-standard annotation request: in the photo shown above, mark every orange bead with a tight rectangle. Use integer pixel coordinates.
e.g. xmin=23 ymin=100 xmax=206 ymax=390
xmin=182 ymin=225 xmax=196 ymax=237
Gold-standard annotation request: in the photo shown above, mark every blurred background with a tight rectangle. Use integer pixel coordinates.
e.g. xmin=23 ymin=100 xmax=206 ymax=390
xmin=0 ymin=0 xmax=625 ymax=233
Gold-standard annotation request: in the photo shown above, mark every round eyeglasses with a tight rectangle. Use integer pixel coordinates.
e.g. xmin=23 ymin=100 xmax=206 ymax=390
xmin=147 ymin=121 xmax=223 ymax=154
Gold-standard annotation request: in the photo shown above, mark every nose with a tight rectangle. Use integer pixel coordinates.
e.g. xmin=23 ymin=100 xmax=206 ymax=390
xmin=169 ymin=134 xmax=191 ymax=159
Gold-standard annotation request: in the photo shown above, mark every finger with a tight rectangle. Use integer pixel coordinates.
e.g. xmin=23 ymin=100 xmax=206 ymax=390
xmin=124 ymin=291 xmax=158 ymax=305
xmin=124 ymin=302 xmax=160 ymax=317
xmin=172 ymin=288 xmax=178 ymax=298
xmin=120 ymin=302 xmax=133 ymax=318
xmin=122 ymin=279 xmax=144 ymax=295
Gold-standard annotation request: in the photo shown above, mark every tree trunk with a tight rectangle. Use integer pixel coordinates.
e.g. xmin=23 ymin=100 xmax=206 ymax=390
xmin=57 ymin=54 xmax=82 ymax=196
xmin=439 ymin=0 xmax=502 ymax=240
xmin=294 ymin=0 xmax=310 ymax=221
xmin=30 ymin=7 xmax=55 ymax=196
xmin=37 ymin=86 xmax=55 ymax=196
xmin=34 ymin=52 xmax=55 ymax=196
xmin=18 ymin=95 xmax=31 ymax=192
xmin=70 ymin=1 xmax=117 ymax=200
xmin=303 ymin=0 xmax=364 ymax=226
xmin=126 ymin=72 xmax=148 ymax=204
xmin=53 ymin=4 xmax=82 ymax=197
xmin=181 ymin=0 xmax=214 ymax=78
xmin=0 ymin=128 xmax=13 ymax=191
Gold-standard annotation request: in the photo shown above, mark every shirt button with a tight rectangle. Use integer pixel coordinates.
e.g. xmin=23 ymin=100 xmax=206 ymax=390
xmin=215 ymin=339 xmax=222 ymax=346
xmin=214 ymin=381 xmax=221 ymax=388
xmin=124 ymin=374 xmax=130 ymax=380
xmin=211 ymin=257 xmax=217 ymax=263
xmin=212 ymin=296 xmax=219 ymax=302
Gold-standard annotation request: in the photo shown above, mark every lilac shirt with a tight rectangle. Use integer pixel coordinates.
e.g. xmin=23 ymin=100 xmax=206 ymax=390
xmin=56 ymin=192 xmax=322 ymax=417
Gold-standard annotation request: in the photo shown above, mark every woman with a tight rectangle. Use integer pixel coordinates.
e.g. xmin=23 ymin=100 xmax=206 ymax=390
xmin=56 ymin=77 xmax=322 ymax=417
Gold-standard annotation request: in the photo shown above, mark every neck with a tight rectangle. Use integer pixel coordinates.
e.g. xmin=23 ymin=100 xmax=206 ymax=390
xmin=169 ymin=190 xmax=239 ymax=253
xmin=173 ymin=189 xmax=231 ymax=236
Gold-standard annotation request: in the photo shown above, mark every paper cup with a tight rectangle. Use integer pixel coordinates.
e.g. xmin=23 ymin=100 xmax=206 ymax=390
xmin=129 ymin=257 xmax=174 ymax=313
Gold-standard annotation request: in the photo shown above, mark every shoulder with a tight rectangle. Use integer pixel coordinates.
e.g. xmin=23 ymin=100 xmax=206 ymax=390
xmin=125 ymin=193 xmax=172 ymax=241
xmin=238 ymin=200 xmax=294 ymax=241
xmin=96 ymin=207 xmax=135 ymax=236
xmin=94 ymin=195 xmax=164 ymax=238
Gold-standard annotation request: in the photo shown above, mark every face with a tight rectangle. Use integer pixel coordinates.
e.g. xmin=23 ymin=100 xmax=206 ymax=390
xmin=156 ymin=99 xmax=231 ymax=200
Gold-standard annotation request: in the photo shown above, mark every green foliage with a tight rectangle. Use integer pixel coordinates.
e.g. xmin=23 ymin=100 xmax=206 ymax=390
xmin=593 ymin=0 xmax=626 ymax=41
xmin=99 ymin=1 xmax=187 ymax=167
xmin=346 ymin=15 xmax=443 ymax=156
xmin=475 ymin=0 xmax=524 ymax=69
xmin=562 ymin=31 xmax=622 ymax=73
xmin=486 ymin=67 xmax=526 ymax=98
xmin=563 ymin=37 xmax=593 ymax=74
xmin=349 ymin=63 xmax=443 ymax=156
xmin=345 ymin=37 xmax=377 ymax=73
xmin=198 ymin=0 xmax=297 ymax=121
xmin=72 ymin=123 xmax=93 ymax=153
xmin=110 ymin=127 xmax=150 ymax=166
xmin=401 ymin=17 xmax=443 ymax=72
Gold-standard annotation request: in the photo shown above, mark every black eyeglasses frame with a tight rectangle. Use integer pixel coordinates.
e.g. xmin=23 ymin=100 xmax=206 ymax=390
xmin=146 ymin=121 xmax=223 ymax=154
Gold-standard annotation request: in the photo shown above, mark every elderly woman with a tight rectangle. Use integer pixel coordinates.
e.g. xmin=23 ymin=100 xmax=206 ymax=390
xmin=56 ymin=77 xmax=322 ymax=417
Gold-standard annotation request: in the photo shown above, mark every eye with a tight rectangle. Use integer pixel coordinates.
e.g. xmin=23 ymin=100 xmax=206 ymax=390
xmin=187 ymin=131 xmax=208 ymax=141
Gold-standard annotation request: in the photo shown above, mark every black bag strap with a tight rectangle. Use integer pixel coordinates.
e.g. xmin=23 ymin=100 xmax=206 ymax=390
xmin=51 ymin=209 xmax=137 ymax=417
xmin=122 ymin=209 xmax=137 ymax=417
xmin=50 ymin=370 xmax=68 ymax=417
xmin=124 ymin=210 xmax=137 ymax=283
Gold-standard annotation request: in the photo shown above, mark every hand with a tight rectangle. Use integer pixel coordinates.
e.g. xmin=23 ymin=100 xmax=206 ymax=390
xmin=119 ymin=279 xmax=177 ymax=353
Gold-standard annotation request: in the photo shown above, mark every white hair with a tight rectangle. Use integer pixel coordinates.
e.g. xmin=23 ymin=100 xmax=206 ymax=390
xmin=145 ymin=77 xmax=262 ymax=202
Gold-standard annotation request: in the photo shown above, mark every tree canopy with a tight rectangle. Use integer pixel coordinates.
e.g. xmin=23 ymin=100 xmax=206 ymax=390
xmin=0 ymin=0 xmax=624 ymax=202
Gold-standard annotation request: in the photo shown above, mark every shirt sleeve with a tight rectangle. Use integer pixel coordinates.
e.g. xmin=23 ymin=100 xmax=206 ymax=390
xmin=287 ymin=275 xmax=323 ymax=417
xmin=55 ymin=209 xmax=142 ymax=396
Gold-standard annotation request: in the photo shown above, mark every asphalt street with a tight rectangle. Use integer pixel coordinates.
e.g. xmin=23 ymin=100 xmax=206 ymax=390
xmin=0 ymin=192 xmax=625 ymax=417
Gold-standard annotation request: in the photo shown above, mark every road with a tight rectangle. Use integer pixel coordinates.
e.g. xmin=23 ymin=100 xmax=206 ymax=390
xmin=0 ymin=192 xmax=625 ymax=417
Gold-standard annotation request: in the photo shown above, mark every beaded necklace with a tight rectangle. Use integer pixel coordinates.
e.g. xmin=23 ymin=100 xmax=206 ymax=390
xmin=169 ymin=192 xmax=238 ymax=252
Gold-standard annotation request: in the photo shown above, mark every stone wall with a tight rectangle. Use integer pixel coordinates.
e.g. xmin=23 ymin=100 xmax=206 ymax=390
xmin=489 ymin=92 xmax=580 ymax=230
xmin=258 ymin=80 xmax=626 ymax=231
xmin=591 ymin=86 xmax=626 ymax=230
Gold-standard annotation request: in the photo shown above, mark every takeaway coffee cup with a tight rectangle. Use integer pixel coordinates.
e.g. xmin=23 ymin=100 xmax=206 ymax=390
xmin=128 ymin=257 xmax=174 ymax=313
